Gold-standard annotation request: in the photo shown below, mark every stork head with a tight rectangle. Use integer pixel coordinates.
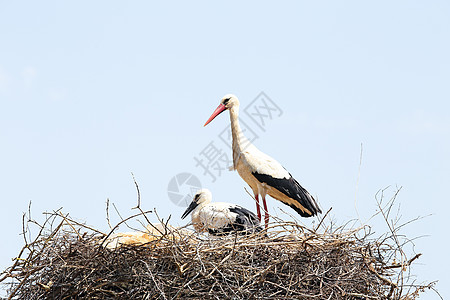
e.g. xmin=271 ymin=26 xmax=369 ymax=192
xmin=204 ymin=94 xmax=239 ymax=126
xmin=181 ymin=189 xmax=212 ymax=219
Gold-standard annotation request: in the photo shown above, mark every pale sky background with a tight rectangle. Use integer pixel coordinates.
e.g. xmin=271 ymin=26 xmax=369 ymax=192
xmin=1 ymin=1 xmax=449 ymax=298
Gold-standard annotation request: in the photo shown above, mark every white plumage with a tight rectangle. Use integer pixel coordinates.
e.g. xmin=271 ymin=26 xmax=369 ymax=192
xmin=204 ymin=94 xmax=322 ymax=228
xmin=181 ymin=189 xmax=263 ymax=235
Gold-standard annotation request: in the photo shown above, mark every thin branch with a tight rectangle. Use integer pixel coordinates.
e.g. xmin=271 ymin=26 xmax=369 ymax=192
xmin=106 ymin=198 xmax=112 ymax=230
xmin=99 ymin=210 xmax=153 ymax=248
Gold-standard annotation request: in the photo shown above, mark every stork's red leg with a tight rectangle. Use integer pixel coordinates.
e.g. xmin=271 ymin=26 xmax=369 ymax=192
xmin=255 ymin=194 xmax=261 ymax=221
xmin=262 ymin=195 xmax=269 ymax=229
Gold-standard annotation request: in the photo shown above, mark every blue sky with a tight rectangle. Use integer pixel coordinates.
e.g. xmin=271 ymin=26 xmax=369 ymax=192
xmin=1 ymin=1 xmax=449 ymax=298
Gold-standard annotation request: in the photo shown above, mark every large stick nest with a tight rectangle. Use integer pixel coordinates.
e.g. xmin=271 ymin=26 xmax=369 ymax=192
xmin=0 ymin=189 xmax=437 ymax=299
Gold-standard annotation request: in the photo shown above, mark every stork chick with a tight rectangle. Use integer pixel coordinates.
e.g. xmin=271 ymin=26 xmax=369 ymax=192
xmin=181 ymin=189 xmax=263 ymax=235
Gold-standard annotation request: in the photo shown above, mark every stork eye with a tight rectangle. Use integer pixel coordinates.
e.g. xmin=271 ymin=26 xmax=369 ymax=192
xmin=223 ymin=98 xmax=230 ymax=105
xmin=194 ymin=194 xmax=200 ymax=201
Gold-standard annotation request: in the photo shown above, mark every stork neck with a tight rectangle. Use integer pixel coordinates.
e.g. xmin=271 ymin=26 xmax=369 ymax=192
xmin=229 ymin=106 xmax=246 ymax=151
xmin=192 ymin=202 xmax=208 ymax=217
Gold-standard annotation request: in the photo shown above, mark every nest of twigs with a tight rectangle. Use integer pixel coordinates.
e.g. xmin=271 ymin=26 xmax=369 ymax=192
xmin=0 ymin=189 xmax=437 ymax=299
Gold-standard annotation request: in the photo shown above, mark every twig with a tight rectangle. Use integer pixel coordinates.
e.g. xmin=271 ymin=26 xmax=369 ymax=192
xmin=99 ymin=210 xmax=153 ymax=248
xmin=354 ymin=142 xmax=363 ymax=224
xmin=131 ymin=172 xmax=153 ymax=226
xmin=314 ymin=207 xmax=332 ymax=233
xmin=384 ymin=253 xmax=422 ymax=270
xmin=106 ymin=198 xmax=112 ymax=230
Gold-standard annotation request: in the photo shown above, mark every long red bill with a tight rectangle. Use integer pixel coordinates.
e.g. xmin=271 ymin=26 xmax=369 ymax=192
xmin=204 ymin=103 xmax=227 ymax=126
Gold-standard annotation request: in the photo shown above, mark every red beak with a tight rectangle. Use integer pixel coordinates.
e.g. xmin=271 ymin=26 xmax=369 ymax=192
xmin=204 ymin=103 xmax=227 ymax=126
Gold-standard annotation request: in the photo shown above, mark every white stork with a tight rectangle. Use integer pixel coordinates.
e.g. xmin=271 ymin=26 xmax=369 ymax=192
xmin=204 ymin=94 xmax=322 ymax=228
xmin=181 ymin=189 xmax=263 ymax=235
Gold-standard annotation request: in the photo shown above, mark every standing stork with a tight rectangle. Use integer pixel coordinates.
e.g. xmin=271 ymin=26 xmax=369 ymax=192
xmin=204 ymin=94 xmax=322 ymax=228
xmin=181 ymin=189 xmax=263 ymax=235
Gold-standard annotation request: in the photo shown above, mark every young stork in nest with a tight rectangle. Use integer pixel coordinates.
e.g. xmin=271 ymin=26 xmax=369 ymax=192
xmin=181 ymin=189 xmax=263 ymax=235
xmin=204 ymin=94 xmax=322 ymax=228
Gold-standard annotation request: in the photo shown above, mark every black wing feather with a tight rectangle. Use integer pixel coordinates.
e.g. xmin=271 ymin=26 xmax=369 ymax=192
xmin=208 ymin=205 xmax=263 ymax=236
xmin=252 ymin=172 xmax=322 ymax=217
